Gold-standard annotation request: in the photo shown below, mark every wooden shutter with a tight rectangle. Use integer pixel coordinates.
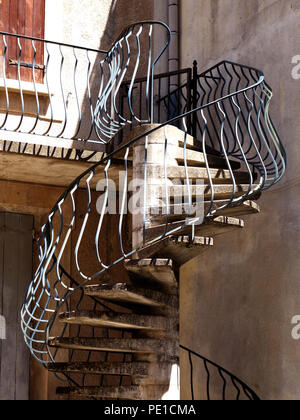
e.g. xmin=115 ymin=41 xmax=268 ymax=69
xmin=0 ymin=0 xmax=45 ymax=82
xmin=0 ymin=213 xmax=33 ymax=400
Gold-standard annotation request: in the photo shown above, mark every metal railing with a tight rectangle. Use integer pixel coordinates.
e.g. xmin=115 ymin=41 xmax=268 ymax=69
xmin=180 ymin=345 xmax=260 ymax=400
xmin=0 ymin=21 xmax=171 ymax=160
xmin=116 ymin=66 xmax=193 ymax=146
xmin=20 ymin=24 xmax=286 ymax=397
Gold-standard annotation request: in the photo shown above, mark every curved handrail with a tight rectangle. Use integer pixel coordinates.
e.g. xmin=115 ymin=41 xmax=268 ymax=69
xmin=93 ymin=21 xmax=171 ymax=143
xmin=21 ymin=58 xmax=286 ymax=392
xmin=180 ymin=345 xmax=260 ymax=400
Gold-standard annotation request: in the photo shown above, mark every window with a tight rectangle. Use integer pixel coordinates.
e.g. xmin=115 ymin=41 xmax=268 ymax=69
xmin=0 ymin=0 xmax=45 ymax=82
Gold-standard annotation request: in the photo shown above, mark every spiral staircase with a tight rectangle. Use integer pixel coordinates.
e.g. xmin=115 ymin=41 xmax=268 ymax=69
xmin=13 ymin=21 xmax=286 ymax=400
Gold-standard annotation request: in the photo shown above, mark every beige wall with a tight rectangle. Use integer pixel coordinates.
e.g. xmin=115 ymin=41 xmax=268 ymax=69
xmin=180 ymin=0 xmax=300 ymax=400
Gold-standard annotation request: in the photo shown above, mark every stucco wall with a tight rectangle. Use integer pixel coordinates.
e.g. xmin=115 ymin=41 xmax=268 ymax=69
xmin=180 ymin=0 xmax=300 ymax=400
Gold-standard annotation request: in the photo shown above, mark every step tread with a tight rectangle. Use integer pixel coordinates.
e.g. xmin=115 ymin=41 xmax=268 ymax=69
xmin=56 ymin=385 xmax=167 ymax=400
xmin=48 ymin=361 xmax=173 ymax=386
xmin=58 ymin=310 xmax=177 ymax=331
xmin=48 ymin=336 xmax=177 ymax=355
xmin=148 ymin=183 xmax=258 ymax=202
xmin=135 ymin=236 xmax=213 ymax=264
xmin=112 ymin=124 xmax=240 ymax=170
xmin=48 ymin=361 xmax=151 ymax=376
xmin=175 ymin=148 xmax=241 ymax=169
xmin=145 ymin=216 xmax=244 ymax=241
xmin=138 ymin=164 xmax=255 ymax=184
xmin=124 ymin=259 xmax=178 ymax=294
xmin=148 ymin=200 xmax=260 ymax=221
xmin=84 ymin=283 xmax=178 ymax=309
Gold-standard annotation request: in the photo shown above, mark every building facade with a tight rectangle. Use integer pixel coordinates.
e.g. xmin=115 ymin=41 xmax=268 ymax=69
xmin=0 ymin=0 xmax=297 ymax=401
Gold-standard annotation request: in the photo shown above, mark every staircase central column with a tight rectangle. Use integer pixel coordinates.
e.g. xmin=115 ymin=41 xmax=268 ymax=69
xmin=130 ymin=124 xmax=180 ymax=399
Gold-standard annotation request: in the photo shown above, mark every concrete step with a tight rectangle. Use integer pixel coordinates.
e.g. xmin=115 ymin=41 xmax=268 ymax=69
xmin=84 ymin=283 xmax=178 ymax=313
xmin=177 ymin=138 xmax=223 ymax=154
xmin=56 ymin=384 xmax=168 ymax=400
xmin=58 ymin=310 xmax=178 ymax=333
xmin=145 ymin=216 xmax=244 ymax=242
xmin=113 ymin=124 xmax=241 ymax=170
xmin=135 ymin=236 xmax=213 ymax=266
xmin=49 ymin=361 xmax=145 ymax=376
xmin=124 ymin=259 xmax=178 ymax=295
xmin=148 ymin=200 xmax=260 ymax=223
xmin=48 ymin=361 xmax=172 ymax=385
xmin=146 ymin=183 xmax=257 ymax=202
xmin=135 ymin=164 xmax=254 ymax=184
xmin=175 ymin=148 xmax=241 ymax=169
xmin=48 ymin=336 xmax=178 ymax=359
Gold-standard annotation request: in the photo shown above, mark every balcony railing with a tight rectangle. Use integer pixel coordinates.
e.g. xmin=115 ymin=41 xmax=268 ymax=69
xmin=0 ymin=21 xmax=171 ymax=160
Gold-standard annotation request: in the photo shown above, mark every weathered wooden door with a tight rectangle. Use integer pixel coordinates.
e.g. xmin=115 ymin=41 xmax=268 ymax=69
xmin=0 ymin=213 xmax=33 ymax=400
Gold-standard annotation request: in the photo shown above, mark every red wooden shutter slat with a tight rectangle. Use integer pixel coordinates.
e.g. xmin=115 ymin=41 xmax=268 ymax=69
xmin=0 ymin=0 xmax=10 ymax=30
xmin=0 ymin=0 xmax=10 ymax=60
xmin=8 ymin=0 xmax=19 ymax=79
xmin=32 ymin=0 xmax=45 ymax=39
xmin=21 ymin=1 xmax=34 ymax=81
xmin=32 ymin=0 xmax=45 ymax=83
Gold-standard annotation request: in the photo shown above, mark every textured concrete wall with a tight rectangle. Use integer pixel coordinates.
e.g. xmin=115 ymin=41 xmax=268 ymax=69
xmin=180 ymin=0 xmax=300 ymax=400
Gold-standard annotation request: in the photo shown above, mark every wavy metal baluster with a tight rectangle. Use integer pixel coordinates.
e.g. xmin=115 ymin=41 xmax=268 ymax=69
xmin=15 ymin=37 xmax=25 ymax=133
xmin=231 ymin=377 xmax=241 ymax=400
xmin=43 ymin=42 xmax=55 ymax=137
xmin=188 ymin=350 xmax=195 ymax=400
xmin=72 ymin=47 xmax=83 ymax=140
xmin=142 ymin=135 xmax=149 ymax=245
xmin=95 ymin=159 xmax=112 ymax=270
xmin=163 ymin=126 xmax=170 ymax=237
xmin=128 ymin=25 xmax=143 ymax=122
xmin=203 ymin=359 xmax=211 ymax=401
xmin=119 ymin=147 xmax=130 ymax=257
xmin=74 ymin=171 xmax=94 ymax=281
xmin=218 ymin=367 xmax=227 ymax=400
xmin=28 ymin=40 xmax=40 ymax=135
xmin=201 ymin=108 xmax=215 ymax=217
xmin=57 ymin=44 xmax=68 ymax=138
xmin=0 ymin=35 xmax=10 ymax=131
xmin=146 ymin=24 xmax=153 ymax=122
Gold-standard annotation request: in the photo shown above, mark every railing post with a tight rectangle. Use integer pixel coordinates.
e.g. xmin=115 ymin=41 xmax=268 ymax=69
xmin=186 ymin=68 xmax=192 ymax=135
xmin=192 ymin=60 xmax=198 ymax=138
